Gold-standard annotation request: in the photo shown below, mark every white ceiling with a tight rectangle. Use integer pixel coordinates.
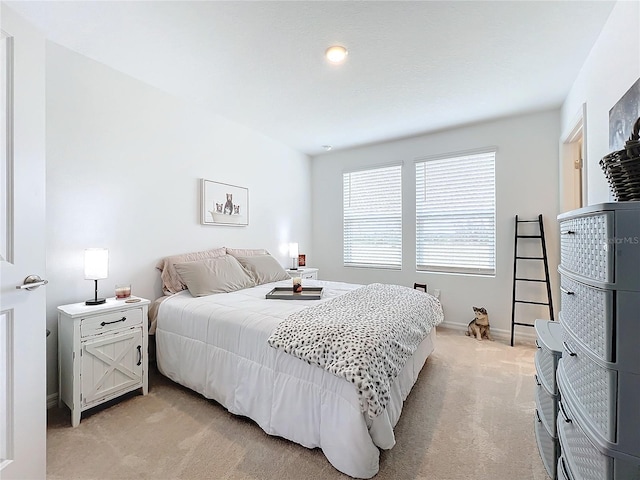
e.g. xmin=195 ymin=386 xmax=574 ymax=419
xmin=6 ymin=1 xmax=615 ymax=156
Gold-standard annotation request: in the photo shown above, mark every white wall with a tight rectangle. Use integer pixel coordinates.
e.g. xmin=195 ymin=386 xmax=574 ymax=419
xmin=311 ymin=110 xmax=561 ymax=337
xmin=562 ymin=0 xmax=640 ymax=205
xmin=45 ymin=43 xmax=312 ymax=397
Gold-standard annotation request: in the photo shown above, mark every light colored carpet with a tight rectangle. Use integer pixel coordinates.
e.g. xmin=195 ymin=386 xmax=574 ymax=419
xmin=46 ymin=327 xmax=550 ymax=480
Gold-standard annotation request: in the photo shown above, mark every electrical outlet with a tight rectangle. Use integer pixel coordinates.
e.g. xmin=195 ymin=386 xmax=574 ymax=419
xmin=433 ymin=289 xmax=441 ymax=299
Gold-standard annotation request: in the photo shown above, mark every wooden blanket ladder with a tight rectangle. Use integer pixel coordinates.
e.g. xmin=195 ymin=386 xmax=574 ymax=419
xmin=510 ymin=214 xmax=554 ymax=346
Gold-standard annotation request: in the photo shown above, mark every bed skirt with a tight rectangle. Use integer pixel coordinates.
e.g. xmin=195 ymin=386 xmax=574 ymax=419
xmin=157 ymin=325 xmax=436 ymax=478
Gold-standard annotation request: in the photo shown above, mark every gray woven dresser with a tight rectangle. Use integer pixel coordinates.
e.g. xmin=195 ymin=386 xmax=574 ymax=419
xmin=534 ymin=319 xmax=563 ymax=479
xmin=556 ymin=203 xmax=640 ymax=480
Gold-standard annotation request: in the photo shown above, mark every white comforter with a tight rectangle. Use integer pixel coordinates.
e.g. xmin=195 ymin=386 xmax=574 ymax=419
xmin=156 ymin=279 xmax=438 ymax=478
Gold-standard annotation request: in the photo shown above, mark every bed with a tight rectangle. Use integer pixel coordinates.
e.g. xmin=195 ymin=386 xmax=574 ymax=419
xmin=153 ymin=248 xmax=443 ymax=478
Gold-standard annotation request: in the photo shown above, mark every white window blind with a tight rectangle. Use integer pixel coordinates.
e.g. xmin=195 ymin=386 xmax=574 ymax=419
xmin=416 ymin=150 xmax=496 ymax=275
xmin=343 ymin=165 xmax=402 ymax=269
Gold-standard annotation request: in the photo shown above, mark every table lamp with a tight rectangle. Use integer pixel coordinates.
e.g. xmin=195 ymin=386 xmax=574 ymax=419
xmin=289 ymin=242 xmax=299 ymax=270
xmin=84 ymin=248 xmax=108 ymax=305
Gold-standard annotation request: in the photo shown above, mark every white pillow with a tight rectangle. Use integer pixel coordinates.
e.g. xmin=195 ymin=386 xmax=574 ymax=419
xmin=234 ymin=254 xmax=291 ymax=285
xmin=174 ymin=255 xmax=255 ymax=297
xmin=156 ymin=247 xmax=227 ymax=295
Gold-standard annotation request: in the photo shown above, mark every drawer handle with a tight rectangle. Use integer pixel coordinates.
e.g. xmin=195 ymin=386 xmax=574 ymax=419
xmin=562 ymin=341 xmax=577 ymax=357
xmin=560 ymin=287 xmax=574 ymax=295
xmin=137 ymin=345 xmax=142 ymax=366
xmin=535 ymin=409 xmax=542 ymax=423
xmin=534 ymin=374 xmax=541 ymax=386
xmin=561 ymin=230 xmax=575 ymax=235
xmin=559 ymin=401 xmax=572 ymax=423
xmin=100 ymin=316 xmax=126 ymax=327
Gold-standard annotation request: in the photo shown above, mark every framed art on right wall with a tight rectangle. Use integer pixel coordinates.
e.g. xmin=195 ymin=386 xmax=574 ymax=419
xmin=609 ymin=77 xmax=640 ymax=151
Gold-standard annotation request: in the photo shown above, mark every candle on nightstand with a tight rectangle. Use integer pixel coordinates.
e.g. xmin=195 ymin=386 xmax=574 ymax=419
xmin=115 ymin=284 xmax=131 ymax=299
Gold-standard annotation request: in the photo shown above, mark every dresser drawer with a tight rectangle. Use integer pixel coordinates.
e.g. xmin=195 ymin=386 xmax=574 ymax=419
xmin=557 ymin=397 xmax=613 ymax=480
xmin=557 ymin=397 xmax=640 ymax=480
xmin=535 ymin=350 xmax=557 ymax=395
xmin=535 ymin=378 xmax=559 ymax=437
xmin=558 ymin=339 xmax=616 ymax=443
xmin=560 ymin=288 xmax=640 ymax=372
xmin=559 ymin=212 xmax=613 ymax=283
xmin=80 ymin=308 xmax=144 ymax=338
xmin=559 ymin=276 xmax=613 ymax=362
xmin=559 ymin=348 xmax=640 ymax=457
xmin=534 ymin=319 xmax=562 ymax=395
xmin=558 ymin=456 xmax=574 ymax=480
xmin=535 ymin=411 xmax=559 ymax=480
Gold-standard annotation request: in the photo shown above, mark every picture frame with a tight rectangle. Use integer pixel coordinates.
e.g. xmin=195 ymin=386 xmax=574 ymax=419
xmin=298 ymin=254 xmax=306 ymax=267
xmin=200 ymin=179 xmax=248 ymax=226
xmin=609 ymin=77 xmax=640 ymax=151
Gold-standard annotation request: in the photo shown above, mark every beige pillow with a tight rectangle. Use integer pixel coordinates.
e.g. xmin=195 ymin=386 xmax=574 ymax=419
xmin=226 ymin=247 xmax=269 ymax=257
xmin=157 ymin=247 xmax=227 ymax=295
xmin=235 ymin=254 xmax=291 ymax=285
xmin=174 ymin=255 xmax=255 ymax=297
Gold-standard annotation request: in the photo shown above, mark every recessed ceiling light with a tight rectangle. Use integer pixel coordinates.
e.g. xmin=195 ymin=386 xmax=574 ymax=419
xmin=322 ymin=145 xmax=333 ymax=151
xmin=325 ymin=45 xmax=348 ymax=64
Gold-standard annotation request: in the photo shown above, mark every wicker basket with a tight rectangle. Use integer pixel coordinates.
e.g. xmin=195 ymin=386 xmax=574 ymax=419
xmin=601 ymin=117 xmax=640 ymax=201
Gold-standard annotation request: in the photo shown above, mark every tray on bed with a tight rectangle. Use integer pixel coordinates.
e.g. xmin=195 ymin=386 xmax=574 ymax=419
xmin=265 ymin=287 xmax=323 ymax=300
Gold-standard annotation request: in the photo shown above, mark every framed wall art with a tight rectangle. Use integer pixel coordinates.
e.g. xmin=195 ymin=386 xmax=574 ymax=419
xmin=609 ymin=77 xmax=640 ymax=151
xmin=200 ymin=179 xmax=248 ymax=226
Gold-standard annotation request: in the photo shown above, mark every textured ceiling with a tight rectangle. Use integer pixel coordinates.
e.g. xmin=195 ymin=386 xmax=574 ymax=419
xmin=6 ymin=1 xmax=615 ymax=155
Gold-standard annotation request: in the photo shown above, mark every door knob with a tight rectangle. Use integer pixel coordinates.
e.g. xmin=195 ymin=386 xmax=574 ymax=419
xmin=16 ymin=275 xmax=49 ymax=291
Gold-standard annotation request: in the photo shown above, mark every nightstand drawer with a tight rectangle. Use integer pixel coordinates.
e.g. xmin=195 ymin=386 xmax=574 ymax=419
xmin=81 ymin=308 xmax=143 ymax=337
xmin=286 ymin=267 xmax=318 ymax=280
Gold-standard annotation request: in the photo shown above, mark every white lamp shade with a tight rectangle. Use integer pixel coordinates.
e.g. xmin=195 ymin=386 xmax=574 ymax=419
xmin=289 ymin=242 xmax=299 ymax=258
xmin=84 ymin=248 xmax=109 ymax=280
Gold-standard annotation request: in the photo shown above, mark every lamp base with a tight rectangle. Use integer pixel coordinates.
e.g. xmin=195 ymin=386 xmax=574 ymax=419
xmin=85 ymin=298 xmax=106 ymax=306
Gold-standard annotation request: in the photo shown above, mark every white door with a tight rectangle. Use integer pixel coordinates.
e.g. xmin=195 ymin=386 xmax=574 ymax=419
xmin=561 ymin=105 xmax=587 ymax=212
xmin=0 ymin=6 xmax=47 ymax=479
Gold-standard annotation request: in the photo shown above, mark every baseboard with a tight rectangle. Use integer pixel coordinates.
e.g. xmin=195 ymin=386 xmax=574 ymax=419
xmin=439 ymin=321 xmax=537 ymax=345
xmin=47 ymin=392 xmax=59 ymax=409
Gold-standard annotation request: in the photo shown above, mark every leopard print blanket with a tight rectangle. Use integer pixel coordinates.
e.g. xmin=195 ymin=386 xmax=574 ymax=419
xmin=267 ymin=283 xmax=443 ymax=419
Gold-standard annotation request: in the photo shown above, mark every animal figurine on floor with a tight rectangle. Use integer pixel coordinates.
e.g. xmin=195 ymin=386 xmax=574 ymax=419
xmin=223 ymin=193 xmax=234 ymax=215
xmin=466 ymin=306 xmax=492 ymax=341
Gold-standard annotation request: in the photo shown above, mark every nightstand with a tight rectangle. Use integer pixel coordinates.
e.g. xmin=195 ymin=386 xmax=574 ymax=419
xmin=285 ymin=267 xmax=318 ymax=280
xmin=57 ymin=297 xmax=150 ymax=427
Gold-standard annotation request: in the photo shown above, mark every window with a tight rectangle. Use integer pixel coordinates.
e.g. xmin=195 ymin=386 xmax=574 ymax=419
xmin=416 ymin=149 xmax=496 ymax=275
xmin=343 ymin=164 xmax=402 ymax=269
